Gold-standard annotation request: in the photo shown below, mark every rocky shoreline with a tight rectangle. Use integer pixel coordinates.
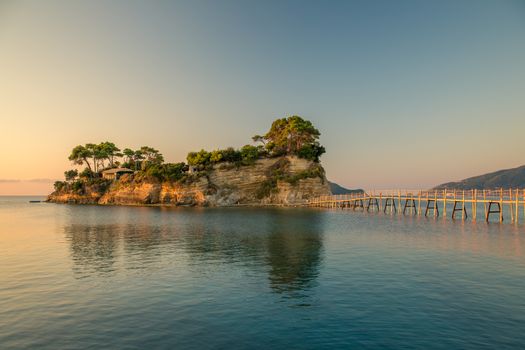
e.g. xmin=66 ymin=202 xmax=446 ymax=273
xmin=47 ymin=156 xmax=331 ymax=207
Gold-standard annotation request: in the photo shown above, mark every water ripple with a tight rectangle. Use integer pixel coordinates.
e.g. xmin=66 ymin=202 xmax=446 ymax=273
xmin=1 ymin=198 xmax=525 ymax=349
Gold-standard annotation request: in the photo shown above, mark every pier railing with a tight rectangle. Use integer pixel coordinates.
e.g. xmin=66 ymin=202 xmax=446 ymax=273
xmin=308 ymin=189 xmax=525 ymax=223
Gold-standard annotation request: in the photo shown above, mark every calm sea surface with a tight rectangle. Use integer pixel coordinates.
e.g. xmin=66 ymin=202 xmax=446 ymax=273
xmin=1 ymin=196 xmax=525 ymax=349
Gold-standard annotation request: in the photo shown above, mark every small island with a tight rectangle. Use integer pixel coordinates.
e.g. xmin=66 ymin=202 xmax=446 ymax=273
xmin=47 ymin=116 xmax=331 ymax=206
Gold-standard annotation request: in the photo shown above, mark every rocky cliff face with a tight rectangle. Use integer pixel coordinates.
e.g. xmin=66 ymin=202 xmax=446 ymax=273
xmin=47 ymin=156 xmax=330 ymax=206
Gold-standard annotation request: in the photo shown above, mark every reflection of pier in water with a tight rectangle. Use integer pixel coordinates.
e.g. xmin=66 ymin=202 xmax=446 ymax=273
xmin=309 ymin=189 xmax=525 ymax=223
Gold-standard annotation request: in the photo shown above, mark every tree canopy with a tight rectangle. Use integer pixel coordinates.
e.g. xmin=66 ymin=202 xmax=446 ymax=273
xmin=68 ymin=145 xmax=94 ymax=173
xmin=185 ymin=116 xmax=324 ymax=168
xmin=62 ymin=115 xmax=324 ymax=186
xmin=68 ymin=142 xmax=164 ymax=176
xmin=254 ymin=115 xmax=325 ymax=161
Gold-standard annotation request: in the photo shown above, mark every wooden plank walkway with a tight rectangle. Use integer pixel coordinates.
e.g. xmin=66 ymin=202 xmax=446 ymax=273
xmin=308 ymin=189 xmax=525 ymax=223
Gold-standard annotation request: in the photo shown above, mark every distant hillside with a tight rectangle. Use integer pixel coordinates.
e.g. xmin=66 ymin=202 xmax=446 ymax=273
xmin=328 ymin=181 xmax=364 ymax=195
xmin=434 ymin=165 xmax=525 ymax=189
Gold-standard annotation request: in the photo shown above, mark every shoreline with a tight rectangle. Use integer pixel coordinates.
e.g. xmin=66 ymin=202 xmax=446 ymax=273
xmin=44 ymin=199 xmax=308 ymax=209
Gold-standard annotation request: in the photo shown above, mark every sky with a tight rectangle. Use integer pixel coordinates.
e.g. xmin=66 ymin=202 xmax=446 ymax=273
xmin=0 ymin=0 xmax=524 ymax=195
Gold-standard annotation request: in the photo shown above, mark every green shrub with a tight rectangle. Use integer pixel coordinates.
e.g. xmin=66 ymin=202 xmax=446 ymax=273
xmin=209 ymin=147 xmax=242 ymax=164
xmin=221 ymin=147 xmax=242 ymax=163
xmin=284 ymin=164 xmax=325 ymax=185
xmin=268 ymin=157 xmax=290 ymax=179
xmin=240 ymin=145 xmax=259 ymax=165
xmin=71 ymin=181 xmax=83 ymax=193
xmin=255 ymin=158 xmax=290 ymax=199
xmin=256 ymin=178 xmax=278 ymax=199
xmin=79 ymin=167 xmax=94 ymax=179
xmin=296 ymin=143 xmax=326 ymax=162
xmin=187 ymin=149 xmax=211 ymax=168
xmin=143 ymin=164 xmax=163 ymax=179
xmin=256 ymin=161 xmax=324 ymax=198
xmin=64 ymin=169 xmax=78 ymax=181
xmin=163 ymin=162 xmax=187 ymax=181
xmin=210 ymin=150 xmax=224 ymax=163
xmin=141 ymin=162 xmax=188 ymax=182
xmin=54 ymin=181 xmax=66 ymax=191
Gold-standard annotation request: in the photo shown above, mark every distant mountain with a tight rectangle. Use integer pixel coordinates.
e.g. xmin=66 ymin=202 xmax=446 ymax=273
xmin=328 ymin=181 xmax=364 ymax=195
xmin=434 ymin=165 xmax=525 ymax=189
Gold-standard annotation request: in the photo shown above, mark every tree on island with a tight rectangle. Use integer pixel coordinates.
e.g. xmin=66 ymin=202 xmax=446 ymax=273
xmin=139 ymin=146 xmax=164 ymax=167
xmin=68 ymin=145 xmax=95 ymax=174
xmin=251 ymin=134 xmax=266 ymax=145
xmin=253 ymin=116 xmax=325 ymax=161
xmin=59 ymin=115 xmax=324 ymax=192
xmin=122 ymin=148 xmax=136 ymax=164
xmin=97 ymin=142 xmax=122 ymax=168
xmin=122 ymin=148 xmax=144 ymax=170
xmin=185 ymin=115 xmax=325 ymax=169
xmin=68 ymin=142 xmax=123 ymax=175
xmin=64 ymin=169 xmax=78 ymax=182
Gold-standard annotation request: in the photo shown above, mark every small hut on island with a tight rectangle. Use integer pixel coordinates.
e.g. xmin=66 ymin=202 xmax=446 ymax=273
xmin=102 ymin=168 xmax=133 ymax=180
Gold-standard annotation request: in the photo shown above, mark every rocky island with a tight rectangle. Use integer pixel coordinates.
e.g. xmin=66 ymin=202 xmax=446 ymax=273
xmin=48 ymin=116 xmax=331 ymax=206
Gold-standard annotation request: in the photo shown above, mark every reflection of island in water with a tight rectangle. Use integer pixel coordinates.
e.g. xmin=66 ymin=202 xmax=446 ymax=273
xmin=265 ymin=214 xmax=323 ymax=293
xmin=63 ymin=208 xmax=326 ymax=293
xmin=66 ymin=224 xmax=120 ymax=275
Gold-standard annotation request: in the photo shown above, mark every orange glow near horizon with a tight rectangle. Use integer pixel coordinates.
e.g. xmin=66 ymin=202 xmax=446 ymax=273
xmin=1 ymin=1 xmax=525 ymax=195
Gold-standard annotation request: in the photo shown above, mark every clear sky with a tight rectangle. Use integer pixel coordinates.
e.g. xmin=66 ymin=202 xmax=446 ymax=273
xmin=1 ymin=0 xmax=524 ymax=195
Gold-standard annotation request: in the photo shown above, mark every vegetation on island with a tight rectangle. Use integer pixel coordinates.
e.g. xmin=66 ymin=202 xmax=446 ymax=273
xmin=255 ymin=158 xmax=325 ymax=199
xmin=186 ymin=116 xmax=325 ymax=171
xmin=53 ymin=116 xmax=326 ymax=196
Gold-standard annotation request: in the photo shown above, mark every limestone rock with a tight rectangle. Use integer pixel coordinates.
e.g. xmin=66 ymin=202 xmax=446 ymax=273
xmin=47 ymin=156 xmax=330 ymax=207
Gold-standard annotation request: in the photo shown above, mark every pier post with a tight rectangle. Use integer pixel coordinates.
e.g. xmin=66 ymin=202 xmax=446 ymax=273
xmin=425 ymin=191 xmax=428 ymax=217
xmin=486 ymin=201 xmax=502 ymax=222
xmin=434 ymin=190 xmax=438 ymax=218
xmin=452 ymin=194 xmax=468 ymax=220
xmin=398 ymin=190 xmax=401 ymax=216
xmin=516 ymin=189 xmax=519 ymax=224
xmin=403 ymin=194 xmax=417 ymax=215
xmin=443 ymin=189 xmax=447 ymax=217
xmin=384 ymin=194 xmax=396 ymax=214
xmin=500 ymin=188 xmax=503 ymax=223
xmin=462 ymin=190 xmax=465 ymax=220
xmin=393 ymin=193 xmax=396 ymax=214
xmin=308 ymin=187 xmax=524 ymax=224
xmin=417 ymin=191 xmax=421 ymax=215
xmin=473 ymin=189 xmax=477 ymax=221
xmin=484 ymin=190 xmax=487 ymax=218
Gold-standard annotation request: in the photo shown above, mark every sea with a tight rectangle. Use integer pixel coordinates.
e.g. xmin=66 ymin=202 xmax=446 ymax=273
xmin=1 ymin=196 xmax=524 ymax=349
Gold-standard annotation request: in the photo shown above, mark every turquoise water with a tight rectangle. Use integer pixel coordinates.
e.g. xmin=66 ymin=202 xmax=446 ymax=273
xmin=1 ymin=196 xmax=525 ymax=349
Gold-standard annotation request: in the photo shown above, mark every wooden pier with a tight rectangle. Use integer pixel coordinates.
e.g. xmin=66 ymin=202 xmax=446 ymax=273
xmin=308 ymin=189 xmax=525 ymax=224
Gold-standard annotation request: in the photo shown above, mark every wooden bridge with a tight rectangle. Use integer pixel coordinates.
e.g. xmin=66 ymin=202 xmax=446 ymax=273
xmin=308 ymin=189 xmax=525 ymax=224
